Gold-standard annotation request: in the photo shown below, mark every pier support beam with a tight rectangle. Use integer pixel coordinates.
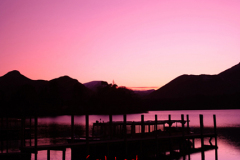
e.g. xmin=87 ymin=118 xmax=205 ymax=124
xmin=123 ymin=114 xmax=127 ymax=157
xmin=141 ymin=115 xmax=144 ymax=134
xmin=86 ymin=114 xmax=89 ymax=155
xmin=140 ymin=115 xmax=144 ymax=159
xmin=168 ymin=114 xmax=172 ymax=157
xmin=71 ymin=115 xmax=74 ymax=143
xmin=21 ymin=117 xmax=25 ymax=147
xmin=109 ymin=114 xmax=112 ymax=139
xmin=34 ymin=116 xmax=38 ymax=160
xmin=6 ymin=117 xmax=8 ymax=153
xmin=34 ymin=116 xmax=38 ymax=148
xmin=181 ymin=114 xmax=185 ymax=155
xmin=213 ymin=115 xmax=218 ymax=160
xmin=200 ymin=114 xmax=205 ymax=160
xmin=0 ymin=117 xmax=3 ymax=153
xmin=30 ymin=117 xmax=32 ymax=146
xmin=168 ymin=115 xmax=171 ymax=135
xmin=187 ymin=115 xmax=189 ymax=134
xmin=155 ymin=114 xmax=158 ymax=158
xmin=47 ymin=150 xmax=50 ymax=160
xmin=62 ymin=149 xmax=66 ymax=160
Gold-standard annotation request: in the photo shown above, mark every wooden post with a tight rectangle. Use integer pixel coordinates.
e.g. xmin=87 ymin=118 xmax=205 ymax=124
xmin=102 ymin=121 xmax=106 ymax=139
xmin=155 ymin=114 xmax=158 ymax=137
xmin=35 ymin=151 xmax=38 ymax=160
xmin=71 ymin=115 xmax=74 ymax=143
xmin=86 ymin=114 xmax=89 ymax=154
xmin=192 ymin=138 xmax=195 ymax=148
xmin=213 ymin=115 xmax=218 ymax=160
xmin=109 ymin=114 xmax=112 ymax=139
xmin=181 ymin=114 xmax=185 ymax=136
xmin=200 ymin=114 xmax=205 ymax=160
xmin=131 ymin=122 xmax=135 ymax=136
xmin=187 ymin=115 xmax=189 ymax=134
xmin=0 ymin=117 xmax=3 ymax=153
xmin=62 ymin=149 xmax=66 ymax=160
xmin=92 ymin=125 xmax=95 ymax=138
xmin=141 ymin=115 xmax=144 ymax=134
xmin=34 ymin=116 xmax=38 ymax=160
xmin=123 ymin=114 xmax=127 ymax=138
xmin=30 ymin=117 xmax=32 ymax=146
xmin=123 ymin=114 xmax=127 ymax=157
xmin=181 ymin=114 xmax=185 ymax=155
xmin=168 ymin=115 xmax=171 ymax=135
xmin=155 ymin=114 xmax=158 ymax=158
xmin=168 ymin=114 xmax=172 ymax=157
xmin=34 ymin=116 xmax=38 ymax=148
xmin=148 ymin=124 xmax=150 ymax=133
xmin=6 ymin=117 xmax=8 ymax=153
xmin=21 ymin=117 xmax=25 ymax=147
xmin=47 ymin=150 xmax=50 ymax=160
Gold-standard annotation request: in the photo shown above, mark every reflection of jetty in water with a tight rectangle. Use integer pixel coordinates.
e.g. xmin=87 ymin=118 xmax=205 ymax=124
xmin=0 ymin=114 xmax=218 ymax=160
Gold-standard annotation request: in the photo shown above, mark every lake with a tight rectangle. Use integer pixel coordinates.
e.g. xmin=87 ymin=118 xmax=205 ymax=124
xmin=33 ymin=109 xmax=240 ymax=160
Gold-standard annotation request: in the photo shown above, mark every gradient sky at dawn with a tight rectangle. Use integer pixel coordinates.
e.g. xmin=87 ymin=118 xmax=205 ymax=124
xmin=1 ymin=0 xmax=240 ymax=90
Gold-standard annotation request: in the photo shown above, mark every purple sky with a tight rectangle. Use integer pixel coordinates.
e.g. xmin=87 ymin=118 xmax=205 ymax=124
xmin=1 ymin=0 xmax=240 ymax=89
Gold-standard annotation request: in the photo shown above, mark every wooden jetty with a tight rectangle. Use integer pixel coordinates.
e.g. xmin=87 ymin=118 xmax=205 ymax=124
xmin=0 ymin=114 xmax=218 ymax=160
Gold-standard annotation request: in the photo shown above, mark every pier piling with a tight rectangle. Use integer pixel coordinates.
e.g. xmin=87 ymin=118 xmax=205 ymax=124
xmin=200 ymin=114 xmax=205 ymax=160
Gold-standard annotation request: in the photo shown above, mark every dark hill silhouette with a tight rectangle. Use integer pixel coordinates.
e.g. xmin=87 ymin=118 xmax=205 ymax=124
xmin=0 ymin=71 xmax=142 ymax=116
xmin=1 ymin=62 xmax=240 ymax=116
xmin=147 ymin=63 xmax=240 ymax=110
xmin=219 ymin=62 xmax=240 ymax=87
xmin=0 ymin=71 xmax=92 ymax=116
xmin=149 ymin=63 xmax=240 ymax=99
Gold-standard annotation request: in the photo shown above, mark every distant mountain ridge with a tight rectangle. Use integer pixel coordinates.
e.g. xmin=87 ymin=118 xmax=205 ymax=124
xmin=1 ymin=62 xmax=240 ymax=116
xmin=0 ymin=71 xmax=142 ymax=116
xmin=149 ymin=62 xmax=240 ymax=99
xmin=0 ymin=71 xmax=92 ymax=116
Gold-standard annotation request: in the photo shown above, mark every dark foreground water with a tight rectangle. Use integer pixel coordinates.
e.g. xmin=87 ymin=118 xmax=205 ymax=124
xmin=32 ymin=109 xmax=240 ymax=160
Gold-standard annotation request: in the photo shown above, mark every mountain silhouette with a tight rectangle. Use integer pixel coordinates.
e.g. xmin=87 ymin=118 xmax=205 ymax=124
xmin=149 ymin=63 xmax=240 ymax=99
xmin=1 ymin=62 xmax=240 ymax=116
xmin=146 ymin=63 xmax=240 ymax=110
xmin=0 ymin=71 xmax=141 ymax=116
xmin=0 ymin=71 xmax=91 ymax=116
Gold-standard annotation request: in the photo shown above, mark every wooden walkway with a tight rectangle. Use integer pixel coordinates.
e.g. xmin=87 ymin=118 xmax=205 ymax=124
xmin=20 ymin=133 xmax=216 ymax=153
xmin=1 ymin=114 xmax=218 ymax=160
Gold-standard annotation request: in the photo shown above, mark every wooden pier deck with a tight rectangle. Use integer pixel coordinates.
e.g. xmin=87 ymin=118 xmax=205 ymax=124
xmin=20 ymin=133 xmax=216 ymax=153
xmin=1 ymin=114 xmax=218 ymax=160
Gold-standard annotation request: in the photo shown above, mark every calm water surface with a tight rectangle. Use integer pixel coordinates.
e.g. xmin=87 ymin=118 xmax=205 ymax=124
xmin=33 ymin=109 xmax=240 ymax=160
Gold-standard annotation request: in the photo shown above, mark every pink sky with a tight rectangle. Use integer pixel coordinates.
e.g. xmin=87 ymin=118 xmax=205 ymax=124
xmin=1 ymin=0 xmax=240 ymax=89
